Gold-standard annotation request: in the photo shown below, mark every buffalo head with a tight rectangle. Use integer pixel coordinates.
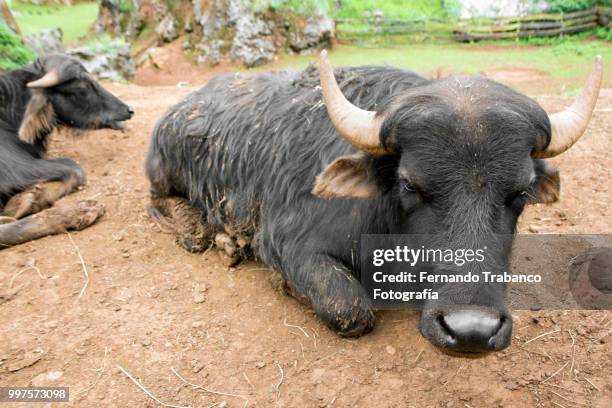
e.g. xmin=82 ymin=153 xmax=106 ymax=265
xmin=314 ymin=50 xmax=602 ymax=353
xmin=19 ymin=54 xmax=134 ymax=143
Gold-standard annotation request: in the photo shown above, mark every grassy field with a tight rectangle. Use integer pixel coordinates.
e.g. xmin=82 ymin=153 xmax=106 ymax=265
xmin=9 ymin=0 xmax=98 ymax=44
xmin=265 ymin=38 xmax=611 ymax=95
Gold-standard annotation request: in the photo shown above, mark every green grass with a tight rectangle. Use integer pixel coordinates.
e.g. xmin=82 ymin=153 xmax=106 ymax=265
xmin=331 ymin=0 xmax=449 ymax=20
xmin=9 ymin=0 xmax=98 ymax=45
xmin=261 ymin=39 xmax=611 ymax=95
xmin=250 ymin=0 xmax=449 ymax=19
xmin=0 ymin=21 xmax=35 ymax=71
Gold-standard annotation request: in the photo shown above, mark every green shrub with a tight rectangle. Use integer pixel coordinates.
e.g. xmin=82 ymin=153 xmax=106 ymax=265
xmin=594 ymin=27 xmax=612 ymax=42
xmin=119 ymin=0 xmax=134 ymax=14
xmin=548 ymin=0 xmax=595 ymax=13
xmin=0 ymin=22 xmax=35 ymax=71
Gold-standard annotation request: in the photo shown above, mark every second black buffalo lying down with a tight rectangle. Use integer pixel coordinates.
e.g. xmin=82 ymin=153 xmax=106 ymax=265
xmin=146 ymin=51 xmax=602 ymax=353
xmin=0 ymin=54 xmax=133 ymax=247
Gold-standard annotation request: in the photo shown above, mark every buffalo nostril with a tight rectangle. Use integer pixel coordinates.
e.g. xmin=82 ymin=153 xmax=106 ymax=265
xmin=127 ymin=107 xmax=135 ymax=116
xmin=441 ymin=309 xmax=508 ymax=353
xmin=437 ymin=313 xmax=456 ymax=341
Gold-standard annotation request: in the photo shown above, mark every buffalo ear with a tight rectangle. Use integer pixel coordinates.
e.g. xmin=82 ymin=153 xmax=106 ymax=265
xmin=528 ymin=159 xmax=560 ymax=204
xmin=312 ymin=152 xmax=380 ymax=199
xmin=18 ymin=92 xmax=55 ymax=144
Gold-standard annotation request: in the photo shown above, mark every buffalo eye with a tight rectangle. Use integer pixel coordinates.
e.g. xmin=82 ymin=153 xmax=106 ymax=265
xmin=507 ymin=190 xmax=529 ymax=208
xmin=400 ymin=178 xmax=417 ymax=194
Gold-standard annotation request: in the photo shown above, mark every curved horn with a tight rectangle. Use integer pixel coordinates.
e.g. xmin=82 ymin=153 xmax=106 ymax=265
xmin=319 ymin=50 xmax=388 ymax=155
xmin=534 ymin=56 xmax=603 ymax=159
xmin=26 ymin=71 xmax=60 ymax=89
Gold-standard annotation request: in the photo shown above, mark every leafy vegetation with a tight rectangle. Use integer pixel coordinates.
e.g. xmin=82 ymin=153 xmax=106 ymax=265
xmin=594 ymin=26 xmax=612 ymax=41
xmin=548 ymin=0 xmax=596 ymax=12
xmin=10 ymin=0 xmax=98 ymax=44
xmin=0 ymin=21 xmax=35 ymax=71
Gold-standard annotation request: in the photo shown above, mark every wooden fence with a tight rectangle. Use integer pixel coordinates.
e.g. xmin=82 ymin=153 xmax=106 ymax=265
xmin=336 ymin=7 xmax=612 ymax=43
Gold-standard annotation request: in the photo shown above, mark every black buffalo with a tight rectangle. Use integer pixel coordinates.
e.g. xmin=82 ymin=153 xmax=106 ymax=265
xmin=146 ymin=51 xmax=602 ymax=353
xmin=0 ymin=54 xmax=133 ymax=247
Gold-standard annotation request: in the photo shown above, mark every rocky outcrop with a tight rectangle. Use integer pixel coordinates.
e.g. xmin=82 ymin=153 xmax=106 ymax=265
xmin=95 ymin=0 xmax=334 ymax=68
xmin=193 ymin=0 xmax=333 ymax=67
xmin=155 ymin=14 xmax=179 ymax=43
xmin=23 ymin=28 xmax=65 ymax=56
xmin=67 ymin=41 xmax=135 ymax=81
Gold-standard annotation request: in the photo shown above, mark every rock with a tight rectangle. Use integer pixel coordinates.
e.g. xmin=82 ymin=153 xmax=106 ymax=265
xmin=156 ymin=15 xmax=179 ymax=43
xmin=23 ymin=28 xmax=64 ymax=56
xmin=32 ymin=370 xmax=63 ymax=386
xmin=7 ymin=348 xmax=44 ymax=372
xmin=528 ymin=224 xmax=540 ymax=233
xmin=289 ymin=15 xmax=333 ymax=52
xmin=136 ymin=46 xmax=170 ymax=69
xmin=66 ymin=41 xmax=135 ymax=82
xmin=0 ymin=287 xmax=19 ymax=305
xmin=385 ymin=345 xmax=396 ymax=355
xmin=231 ymin=13 xmax=276 ymax=67
xmin=192 ymin=282 xmax=207 ymax=304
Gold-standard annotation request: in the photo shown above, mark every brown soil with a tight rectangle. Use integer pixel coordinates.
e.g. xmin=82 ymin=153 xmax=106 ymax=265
xmin=134 ymin=40 xmax=235 ymax=87
xmin=0 ymin=75 xmax=610 ymax=407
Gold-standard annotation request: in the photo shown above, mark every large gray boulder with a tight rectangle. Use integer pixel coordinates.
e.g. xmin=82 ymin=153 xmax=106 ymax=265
xmin=66 ymin=41 xmax=135 ymax=82
xmin=23 ymin=28 xmax=65 ymax=56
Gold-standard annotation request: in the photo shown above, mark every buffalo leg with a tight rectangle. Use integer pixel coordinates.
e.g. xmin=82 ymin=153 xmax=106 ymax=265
xmin=0 ymin=200 xmax=104 ymax=248
xmin=3 ymin=168 xmax=86 ymax=219
xmin=149 ymin=196 xmax=214 ymax=253
xmin=285 ymin=256 xmax=375 ymax=337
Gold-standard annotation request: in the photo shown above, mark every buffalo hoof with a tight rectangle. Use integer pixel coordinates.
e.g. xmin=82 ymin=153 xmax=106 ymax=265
xmin=318 ymin=299 xmax=375 ymax=338
xmin=215 ymin=233 xmax=242 ymax=266
xmin=60 ymin=200 xmax=106 ymax=231
xmin=178 ymin=236 xmax=208 ymax=253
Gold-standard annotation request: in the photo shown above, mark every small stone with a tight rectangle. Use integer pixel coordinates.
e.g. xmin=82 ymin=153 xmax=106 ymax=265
xmin=192 ymin=321 xmax=203 ymax=328
xmin=192 ymin=283 xmax=207 ymax=304
xmin=7 ymin=348 xmax=44 ymax=372
xmin=255 ymin=361 xmax=266 ymax=369
xmin=386 ymin=345 xmax=396 ymax=355
xmin=528 ymin=225 xmax=540 ymax=233
xmin=140 ymin=337 xmax=152 ymax=347
xmin=47 ymin=371 xmax=63 ymax=381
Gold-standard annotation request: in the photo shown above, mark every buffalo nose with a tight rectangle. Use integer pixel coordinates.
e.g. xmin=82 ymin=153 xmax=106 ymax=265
xmin=437 ymin=308 xmax=511 ymax=353
xmin=127 ymin=107 xmax=135 ymax=116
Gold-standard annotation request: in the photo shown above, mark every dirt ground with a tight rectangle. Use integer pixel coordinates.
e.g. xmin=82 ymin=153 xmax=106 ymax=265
xmin=0 ymin=68 xmax=610 ymax=408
